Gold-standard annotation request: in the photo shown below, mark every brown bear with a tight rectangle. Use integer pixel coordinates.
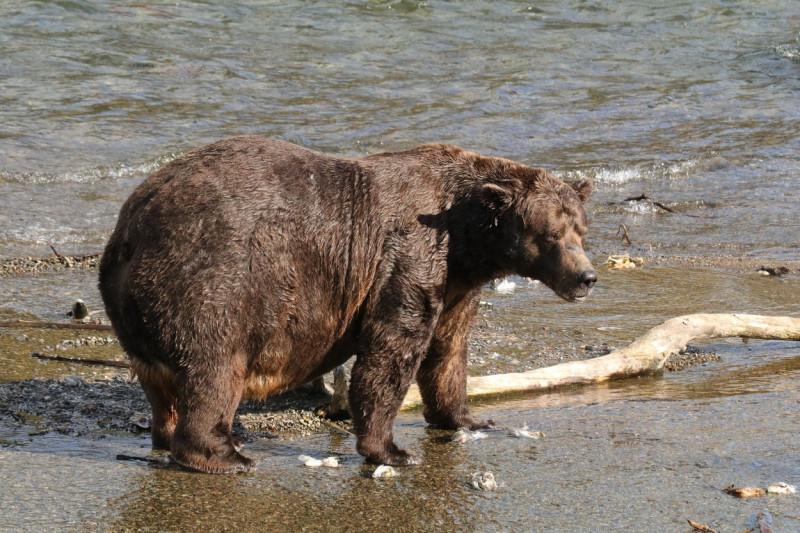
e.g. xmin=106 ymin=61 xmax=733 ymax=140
xmin=99 ymin=136 xmax=596 ymax=474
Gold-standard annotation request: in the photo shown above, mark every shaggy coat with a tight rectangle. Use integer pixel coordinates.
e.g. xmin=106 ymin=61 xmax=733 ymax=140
xmin=99 ymin=136 xmax=596 ymax=473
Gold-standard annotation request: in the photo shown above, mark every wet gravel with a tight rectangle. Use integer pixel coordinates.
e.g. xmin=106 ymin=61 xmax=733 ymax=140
xmin=0 ymin=373 xmax=148 ymax=440
xmin=0 ymin=252 xmax=101 ymax=277
xmin=0 ymin=370 xmax=347 ymax=446
xmin=43 ymin=336 xmax=120 ymax=351
xmin=0 ymin=328 xmax=714 ymax=446
xmin=662 ymin=346 xmax=721 ymax=372
xmin=0 ymin=250 xmax=726 ymax=445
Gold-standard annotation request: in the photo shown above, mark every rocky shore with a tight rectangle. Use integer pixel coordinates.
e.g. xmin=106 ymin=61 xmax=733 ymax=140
xmin=0 ymin=248 xmax=762 ymax=448
xmin=0 ymin=324 xmax=716 ymax=447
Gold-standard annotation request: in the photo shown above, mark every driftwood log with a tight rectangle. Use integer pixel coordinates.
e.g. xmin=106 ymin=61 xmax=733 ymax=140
xmin=402 ymin=313 xmax=800 ymax=408
xmin=4 ymin=313 xmax=799 ymax=408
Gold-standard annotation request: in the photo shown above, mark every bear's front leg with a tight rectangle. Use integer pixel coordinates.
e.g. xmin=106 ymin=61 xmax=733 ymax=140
xmin=349 ymin=270 xmax=443 ymax=466
xmin=350 ymin=352 xmax=423 ymax=466
xmin=417 ymin=289 xmax=495 ymax=430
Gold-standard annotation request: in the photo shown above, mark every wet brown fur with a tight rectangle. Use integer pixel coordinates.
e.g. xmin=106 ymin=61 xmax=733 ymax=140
xmin=99 ymin=136 xmax=595 ymax=473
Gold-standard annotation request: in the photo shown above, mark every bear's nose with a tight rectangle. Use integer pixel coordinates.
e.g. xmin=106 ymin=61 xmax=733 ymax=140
xmin=579 ymin=269 xmax=597 ymax=289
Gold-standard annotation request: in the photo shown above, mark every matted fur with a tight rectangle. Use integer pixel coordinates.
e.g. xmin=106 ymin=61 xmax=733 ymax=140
xmin=99 ymin=136 xmax=595 ymax=473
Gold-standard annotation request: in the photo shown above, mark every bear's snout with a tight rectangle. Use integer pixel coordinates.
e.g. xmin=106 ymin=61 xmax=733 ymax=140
xmin=579 ymin=269 xmax=597 ymax=290
xmin=569 ymin=268 xmax=597 ymax=302
xmin=551 ymin=245 xmax=596 ymax=302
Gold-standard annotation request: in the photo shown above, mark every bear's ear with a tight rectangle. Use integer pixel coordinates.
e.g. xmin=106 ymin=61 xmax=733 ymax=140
xmin=481 ymin=181 xmax=518 ymax=211
xmin=571 ymin=178 xmax=593 ymax=203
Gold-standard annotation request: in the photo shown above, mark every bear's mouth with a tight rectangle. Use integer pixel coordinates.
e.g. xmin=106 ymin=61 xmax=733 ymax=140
xmin=554 ymin=285 xmax=593 ymax=303
xmin=534 ymin=273 xmax=594 ymax=303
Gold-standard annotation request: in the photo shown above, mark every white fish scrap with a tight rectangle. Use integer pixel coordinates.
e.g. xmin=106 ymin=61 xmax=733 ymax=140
xmin=766 ymin=482 xmax=796 ymax=495
xmin=470 ymin=472 xmax=497 ymax=491
xmin=298 ymin=454 xmax=339 ymax=468
xmin=509 ymin=425 xmax=545 ymax=439
xmin=298 ymin=455 xmax=322 ymax=467
xmin=493 ymin=277 xmax=516 ymax=294
xmin=372 ymin=465 xmax=398 ymax=478
xmin=452 ymin=428 xmax=489 ymax=443
xmin=321 ymin=457 xmax=340 ymax=467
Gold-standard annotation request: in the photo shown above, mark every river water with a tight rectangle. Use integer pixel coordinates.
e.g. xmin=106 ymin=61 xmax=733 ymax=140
xmin=1 ymin=1 xmax=800 ymax=531
xmin=2 ymin=0 xmax=800 ymax=261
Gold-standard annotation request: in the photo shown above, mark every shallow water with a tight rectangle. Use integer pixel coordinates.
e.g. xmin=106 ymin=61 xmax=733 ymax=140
xmin=2 ymin=1 xmax=800 ymax=531
xmin=2 ymin=342 xmax=799 ymax=532
xmin=2 ymin=265 xmax=800 ymax=531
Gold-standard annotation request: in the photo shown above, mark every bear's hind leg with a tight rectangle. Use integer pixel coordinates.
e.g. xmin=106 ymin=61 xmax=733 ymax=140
xmin=170 ymin=355 xmax=253 ymax=474
xmin=134 ymin=361 xmax=178 ymax=450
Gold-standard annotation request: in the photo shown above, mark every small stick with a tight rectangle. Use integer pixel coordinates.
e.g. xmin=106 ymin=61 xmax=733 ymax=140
xmin=616 ymin=224 xmax=633 ymax=245
xmin=624 ymin=193 xmax=711 ymax=218
xmin=48 ymin=246 xmax=102 ymax=263
xmin=687 ymin=519 xmax=719 ymax=533
xmin=32 ymin=352 xmax=129 ymax=368
xmin=625 ymin=193 xmax=677 ymax=213
xmin=49 ymin=245 xmax=70 ymax=263
xmin=0 ymin=319 xmax=113 ymax=331
xmin=116 ymin=454 xmax=169 ymax=467
xmin=319 ymin=419 xmax=356 ymax=438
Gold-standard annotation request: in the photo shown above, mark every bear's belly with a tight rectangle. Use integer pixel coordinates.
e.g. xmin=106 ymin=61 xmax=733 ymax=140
xmin=243 ymin=325 xmax=358 ymax=399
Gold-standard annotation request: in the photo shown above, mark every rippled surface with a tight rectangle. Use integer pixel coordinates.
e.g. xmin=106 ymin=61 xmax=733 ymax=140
xmin=2 ymin=0 xmax=799 ymax=259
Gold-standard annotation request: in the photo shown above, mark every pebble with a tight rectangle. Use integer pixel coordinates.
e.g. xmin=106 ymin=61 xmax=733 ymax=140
xmin=61 ymin=375 xmax=85 ymax=388
xmin=470 ymin=472 xmax=497 ymax=491
xmin=509 ymin=426 xmax=545 ymax=439
xmin=757 ymin=266 xmax=789 ymax=277
xmin=129 ymin=413 xmax=151 ymax=429
xmin=46 ymin=336 xmax=119 ymax=351
xmin=663 ymin=348 xmax=720 ymax=372
xmin=766 ymin=482 xmax=796 ymax=495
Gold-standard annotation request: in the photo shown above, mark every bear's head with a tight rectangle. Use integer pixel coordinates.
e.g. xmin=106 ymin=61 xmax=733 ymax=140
xmin=481 ymin=169 xmax=596 ymax=302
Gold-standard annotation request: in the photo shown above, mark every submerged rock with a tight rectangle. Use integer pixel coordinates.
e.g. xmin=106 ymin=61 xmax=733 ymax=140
xmin=70 ymin=300 xmax=89 ymax=320
xmin=129 ymin=413 xmax=151 ymax=430
xmin=470 ymin=472 xmax=497 ymax=491
xmin=508 ymin=425 xmax=545 ymax=439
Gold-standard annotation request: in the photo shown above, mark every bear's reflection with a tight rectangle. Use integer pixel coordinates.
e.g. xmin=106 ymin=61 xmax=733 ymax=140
xmin=110 ymin=421 xmax=492 ymax=532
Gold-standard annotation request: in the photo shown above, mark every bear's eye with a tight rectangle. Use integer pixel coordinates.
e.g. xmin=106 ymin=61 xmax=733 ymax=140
xmin=545 ymin=231 xmax=562 ymax=243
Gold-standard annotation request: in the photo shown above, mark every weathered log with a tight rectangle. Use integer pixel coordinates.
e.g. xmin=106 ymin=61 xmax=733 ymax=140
xmin=402 ymin=313 xmax=800 ymax=408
